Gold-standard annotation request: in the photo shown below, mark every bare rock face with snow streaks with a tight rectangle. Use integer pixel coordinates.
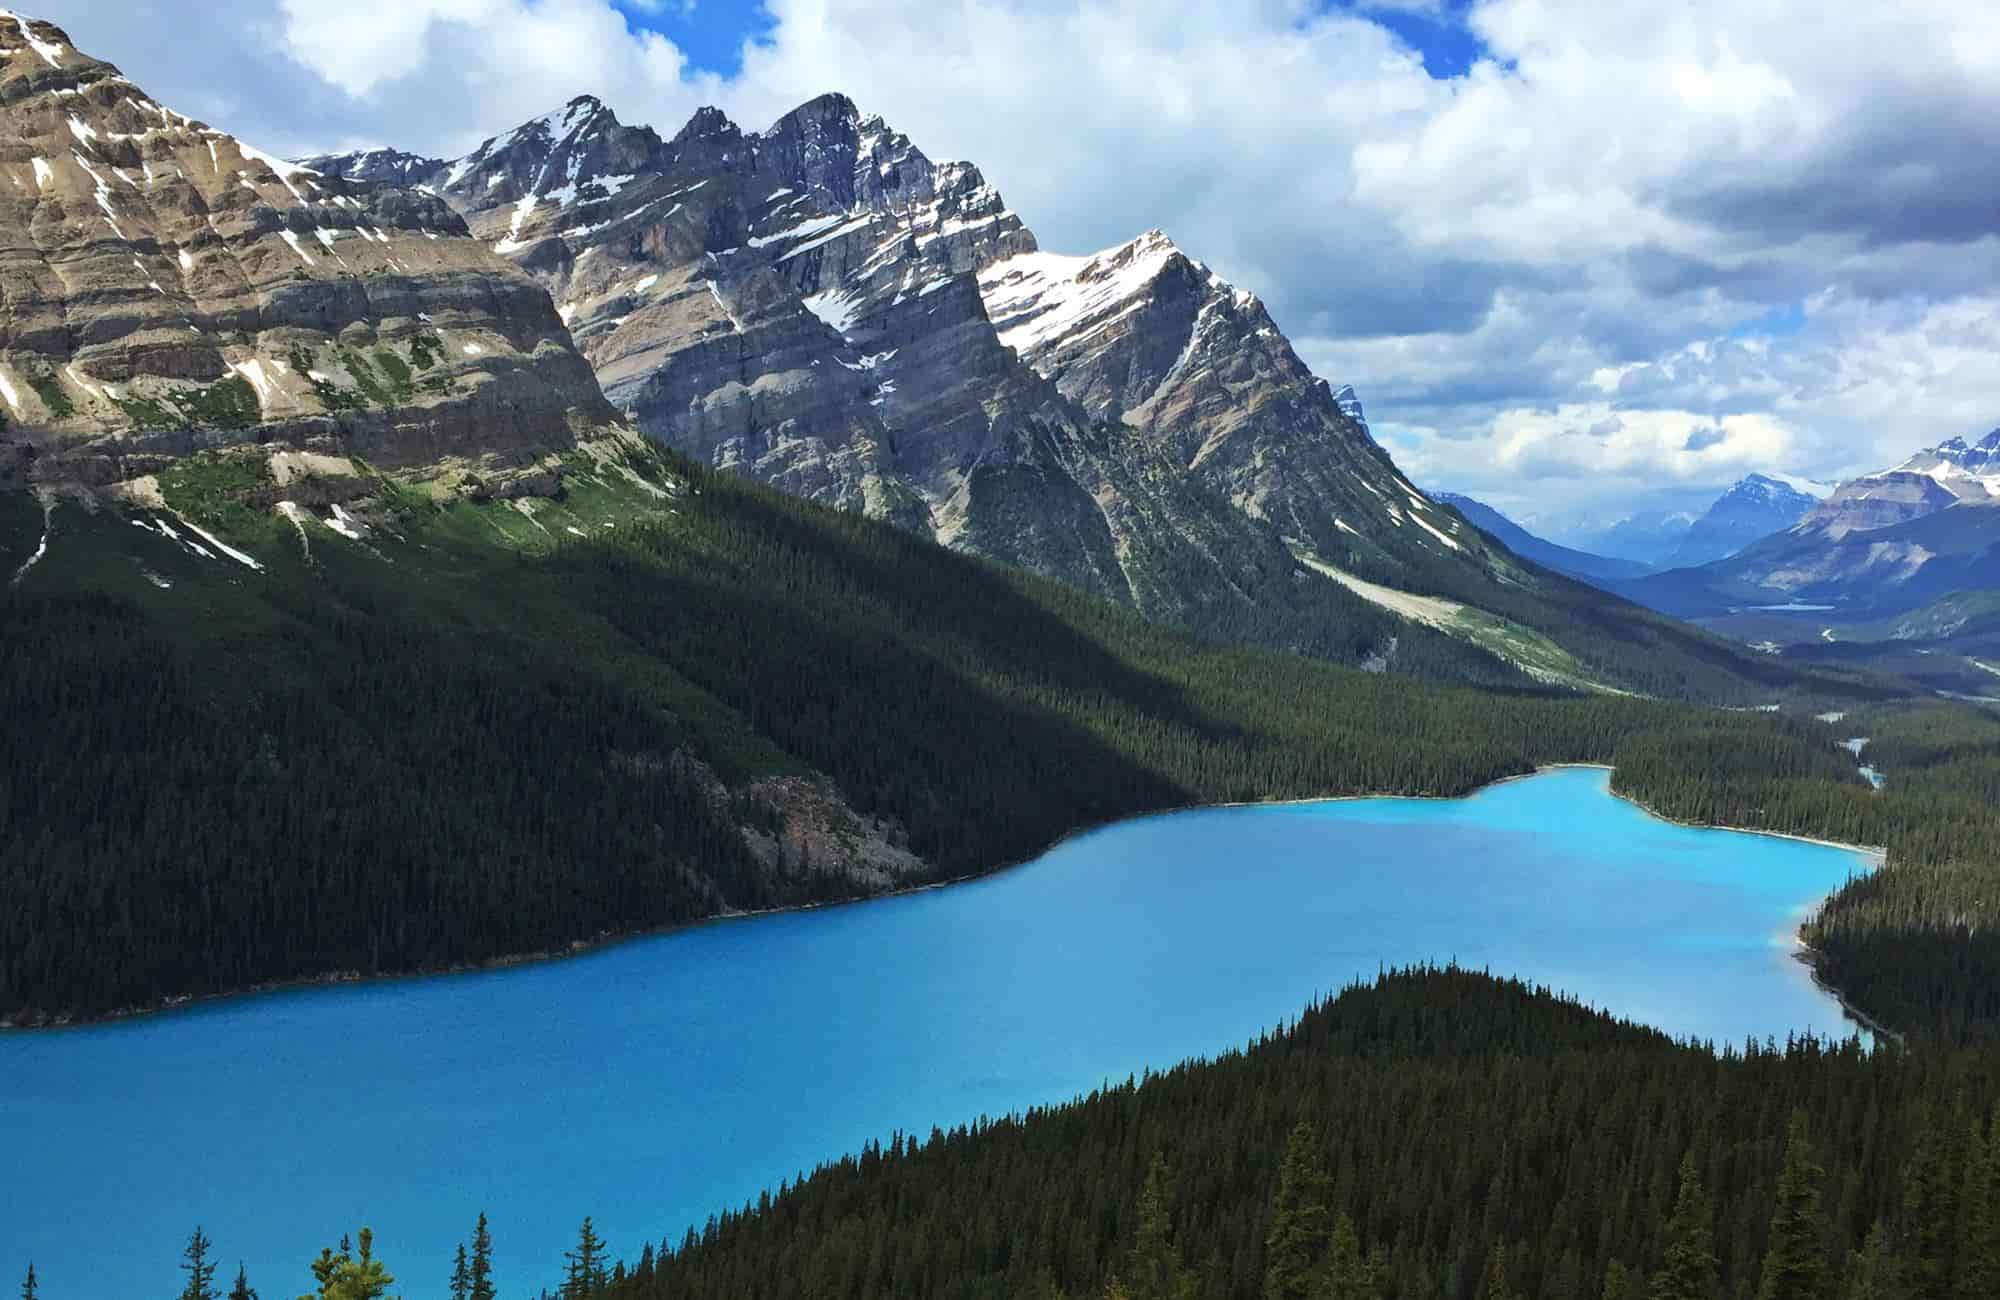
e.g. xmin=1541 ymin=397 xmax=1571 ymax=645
xmin=0 ymin=12 xmax=616 ymax=493
xmin=307 ymin=90 xmax=1497 ymax=616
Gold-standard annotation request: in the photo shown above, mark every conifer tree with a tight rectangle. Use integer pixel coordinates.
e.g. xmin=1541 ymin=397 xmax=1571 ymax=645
xmin=1325 ymin=1215 xmax=1374 ymax=1300
xmin=449 ymin=1245 xmax=470 ymax=1300
xmin=19 ymin=1264 xmax=35 ymax=1300
xmin=227 ymin=1263 xmax=258 ymax=1300
xmin=1846 ymin=1223 xmax=1899 ymax=1300
xmin=299 ymin=1227 xmax=395 ymax=1300
xmin=469 ymin=1215 xmax=495 ymax=1300
xmin=1602 ymin=1260 xmax=1643 ymax=1300
xmin=1482 ymin=1242 xmax=1521 ymax=1300
xmin=1124 ymin=1154 xmax=1193 ymax=1300
xmin=1653 ymin=1153 xmax=1719 ymax=1300
xmin=1756 ymin=1114 xmax=1831 ymax=1300
xmin=180 ymin=1228 xmax=220 ymax=1300
xmin=1956 ymin=1113 xmax=2000 ymax=1300
xmin=562 ymin=1219 xmax=608 ymax=1299
xmin=1265 ymin=1122 xmax=1335 ymax=1300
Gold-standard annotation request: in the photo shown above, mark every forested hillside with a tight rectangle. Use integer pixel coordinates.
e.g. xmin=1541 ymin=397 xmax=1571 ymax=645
xmin=0 ymin=430 xmax=1910 ymax=1025
xmin=1609 ymin=703 xmax=2000 ymax=1041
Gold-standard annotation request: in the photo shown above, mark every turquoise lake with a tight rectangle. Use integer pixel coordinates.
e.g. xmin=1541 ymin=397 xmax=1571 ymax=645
xmin=0 ymin=768 xmax=1872 ymax=1296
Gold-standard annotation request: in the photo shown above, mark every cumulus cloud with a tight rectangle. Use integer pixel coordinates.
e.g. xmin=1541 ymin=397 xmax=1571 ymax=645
xmin=22 ymin=0 xmax=2000 ymax=526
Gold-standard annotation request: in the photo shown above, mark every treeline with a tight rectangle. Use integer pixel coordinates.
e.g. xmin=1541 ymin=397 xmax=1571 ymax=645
xmin=1606 ymin=703 xmax=2000 ymax=1042
xmin=32 ymin=970 xmax=2000 ymax=1299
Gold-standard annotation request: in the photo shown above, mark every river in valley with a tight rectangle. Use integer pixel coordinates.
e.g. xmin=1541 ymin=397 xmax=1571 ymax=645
xmin=0 ymin=768 xmax=1874 ymax=1296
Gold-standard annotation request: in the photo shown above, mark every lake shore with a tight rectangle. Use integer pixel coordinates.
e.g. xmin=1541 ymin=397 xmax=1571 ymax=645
xmin=3 ymin=761 xmax=1884 ymax=1033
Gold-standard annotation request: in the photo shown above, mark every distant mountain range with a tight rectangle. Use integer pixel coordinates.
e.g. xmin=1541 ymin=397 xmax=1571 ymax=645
xmin=1435 ymin=494 xmax=1653 ymax=584
xmin=1617 ymin=431 xmax=2000 ymax=625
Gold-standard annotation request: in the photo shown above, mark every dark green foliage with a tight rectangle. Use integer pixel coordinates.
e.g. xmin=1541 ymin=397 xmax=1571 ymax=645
xmin=180 ymin=1227 xmax=219 ymax=1300
xmin=228 ymin=1263 xmax=258 ymax=1300
xmin=1846 ymin=1223 xmax=1898 ymax=1300
xmin=408 ymin=332 xmax=445 ymax=372
xmin=563 ymin=1219 xmax=609 ymax=1299
xmin=338 ymin=350 xmax=394 ymax=407
xmin=23 ymin=368 xmax=73 ymax=419
xmin=302 ymin=1228 xmax=395 ymax=1300
xmin=1755 ymin=1115 xmax=1831 ymax=1300
xmin=587 ymin=970 xmax=2000 ymax=1300
xmin=1264 ymin=1124 xmax=1334 ymax=1300
xmin=1653 ymin=1154 xmax=1719 ymax=1300
xmin=451 ymin=1246 xmax=470 ymax=1300
xmin=19 ymin=1265 xmax=36 ymax=1300
xmin=112 ymin=377 xmax=261 ymax=432
xmin=1123 ymin=1155 xmax=1195 ymax=1300
xmin=471 ymin=1214 xmax=495 ymax=1300
xmin=371 ymin=349 xmax=414 ymax=399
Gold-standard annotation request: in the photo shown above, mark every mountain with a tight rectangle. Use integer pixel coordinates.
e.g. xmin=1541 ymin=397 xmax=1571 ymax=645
xmin=0 ymin=18 xmax=616 ymax=501
xmin=1668 ymin=472 xmax=1832 ymax=567
xmin=1573 ymin=508 xmax=1700 ymax=566
xmin=302 ymin=94 xmax=1845 ymax=700
xmin=311 ymin=96 xmax=1476 ymax=600
xmin=1436 ymin=493 xmax=1654 ymax=584
xmin=1619 ymin=433 xmax=2000 ymax=622
xmin=1796 ymin=429 xmax=2000 ymax=538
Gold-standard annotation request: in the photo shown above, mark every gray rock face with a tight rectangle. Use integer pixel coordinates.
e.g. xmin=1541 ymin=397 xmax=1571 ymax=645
xmin=1801 ymin=430 xmax=2000 ymax=538
xmin=1670 ymin=473 xmax=1825 ymax=566
xmin=0 ymin=16 xmax=617 ymax=493
xmin=319 ymin=90 xmax=1502 ymax=625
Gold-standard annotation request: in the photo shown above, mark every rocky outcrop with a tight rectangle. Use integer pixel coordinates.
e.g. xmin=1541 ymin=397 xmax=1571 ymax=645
xmin=0 ymin=14 xmax=617 ymax=494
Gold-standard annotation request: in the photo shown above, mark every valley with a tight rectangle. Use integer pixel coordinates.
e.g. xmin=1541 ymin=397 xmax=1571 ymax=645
xmin=4 ymin=7 xmax=2000 ymax=1300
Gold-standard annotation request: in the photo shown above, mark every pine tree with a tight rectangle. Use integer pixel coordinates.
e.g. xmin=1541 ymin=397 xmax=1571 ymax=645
xmin=1846 ymin=1223 xmax=1900 ymax=1300
xmin=1265 ymin=1122 xmax=1335 ymax=1300
xmin=1956 ymin=1113 xmax=2000 ymax=1300
xmin=450 ymin=1244 xmax=471 ymax=1300
xmin=227 ymin=1263 xmax=258 ymax=1300
xmin=300 ymin=1227 xmax=395 ymax=1300
xmin=469 ymin=1214 xmax=495 ymax=1300
xmin=1653 ymin=1153 xmax=1719 ymax=1300
xmin=1325 ymin=1215 xmax=1374 ymax=1300
xmin=1756 ymin=1114 xmax=1831 ymax=1300
xmin=1482 ymin=1242 xmax=1521 ymax=1300
xmin=1603 ymin=1261 xmax=1643 ymax=1300
xmin=19 ymin=1265 xmax=36 ymax=1300
xmin=562 ymin=1218 xmax=608 ymax=1299
xmin=180 ymin=1227 xmax=220 ymax=1300
xmin=1124 ymin=1154 xmax=1192 ymax=1300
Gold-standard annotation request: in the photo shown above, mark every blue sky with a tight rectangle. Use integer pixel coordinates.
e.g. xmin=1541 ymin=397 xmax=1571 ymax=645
xmin=616 ymin=0 xmax=773 ymax=76
xmin=631 ymin=0 xmax=1493 ymax=82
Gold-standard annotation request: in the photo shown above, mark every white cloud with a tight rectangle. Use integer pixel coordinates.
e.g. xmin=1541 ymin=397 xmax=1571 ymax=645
xmin=21 ymin=0 xmax=2000 ymax=525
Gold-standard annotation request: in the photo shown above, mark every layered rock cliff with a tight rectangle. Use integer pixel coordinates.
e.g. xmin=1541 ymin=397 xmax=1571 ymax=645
xmin=0 ymin=13 xmax=617 ymax=495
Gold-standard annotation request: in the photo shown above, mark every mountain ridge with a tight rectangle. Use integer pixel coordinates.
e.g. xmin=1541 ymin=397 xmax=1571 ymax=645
xmin=300 ymin=91 xmax=1823 ymax=699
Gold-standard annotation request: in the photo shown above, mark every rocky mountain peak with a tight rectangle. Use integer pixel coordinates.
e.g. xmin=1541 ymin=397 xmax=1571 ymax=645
xmin=674 ymin=105 xmax=740 ymax=144
xmin=0 ymin=9 xmax=617 ymax=493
